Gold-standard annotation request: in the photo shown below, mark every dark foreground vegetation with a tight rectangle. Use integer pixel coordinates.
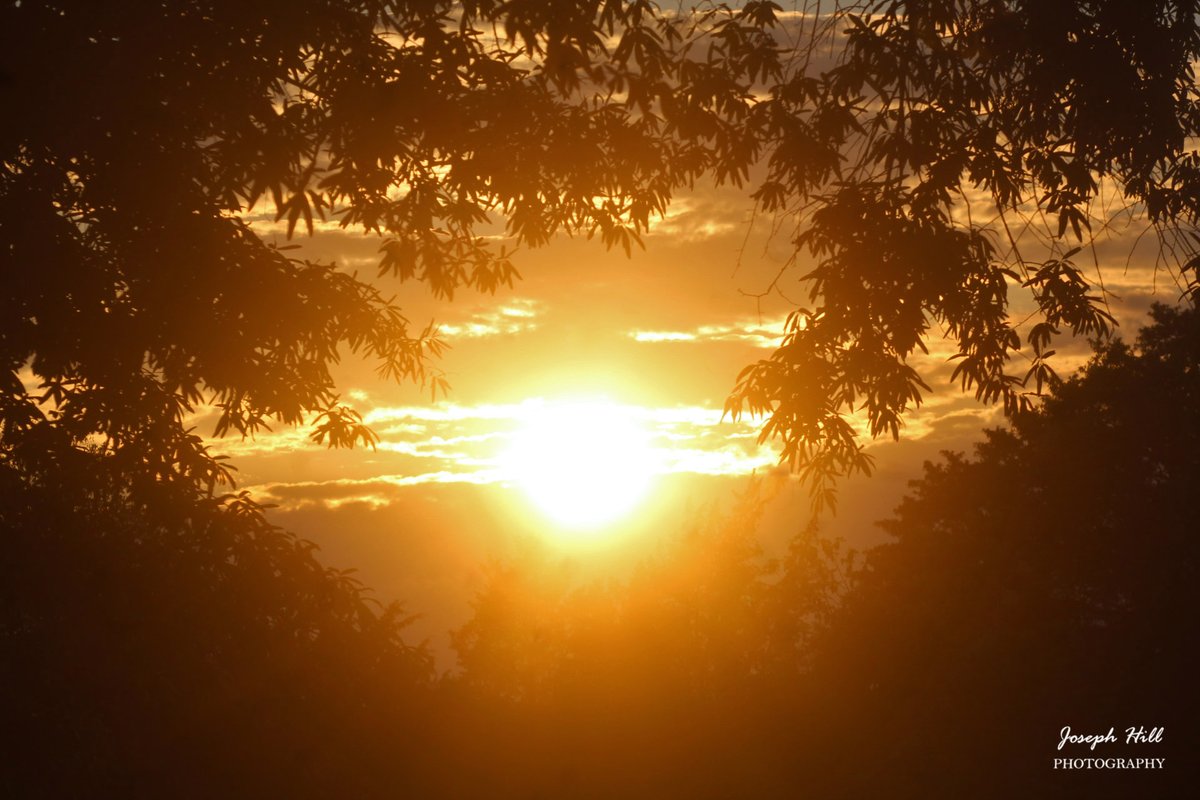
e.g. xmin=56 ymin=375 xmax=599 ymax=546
xmin=4 ymin=1 xmax=1200 ymax=795
xmin=4 ymin=306 xmax=1196 ymax=798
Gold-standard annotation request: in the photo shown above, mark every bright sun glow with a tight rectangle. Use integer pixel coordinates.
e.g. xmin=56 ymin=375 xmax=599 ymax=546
xmin=500 ymin=399 xmax=660 ymax=532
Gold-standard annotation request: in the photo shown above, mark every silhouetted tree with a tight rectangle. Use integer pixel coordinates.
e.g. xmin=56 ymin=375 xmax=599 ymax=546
xmin=810 ymin=303 xmax=1200 ymax=796
xmin=442 ymin=306 xmax=1198 ymax=798
xmin=0 ymin=4 xmax=780 ymax=792
xmin=0 ymin=448 xmax=437 ymax=798
xmin=10 ymin=1 xmax=1198 ymax=498
xmin=4 ymin=3 xmax=1200 ymax=792
xmin=443 ymin=483 xmax=854 ymax=799
xmin=1 ymin=0 xmax=743 ymax=491
xmin=723 ymin=1 xmax=1200 ymax=504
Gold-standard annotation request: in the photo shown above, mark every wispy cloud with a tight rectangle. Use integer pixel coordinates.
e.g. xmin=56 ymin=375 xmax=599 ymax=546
xmin=436 ymin=298 xmax=541 ymax=339
xmin=253 ymin=471 xmax=506 ymax=510
xmin=645 ymin=195 xmax=743 ymax=242
xmin=234 ymin=399 xmax=782 ymax=510
xmin=630 ymin=314 xmax=791 ymax=349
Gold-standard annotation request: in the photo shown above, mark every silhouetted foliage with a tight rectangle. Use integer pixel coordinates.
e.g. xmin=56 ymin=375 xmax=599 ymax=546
xmin=439 ymin=482 xmax=855 ymax=799
xmin=0 ymin=449 xmax=436 ymax=798
xmin=11 ymin=1 xmax=1195 ymax=500
xmin=809 ymin=302 xmax=1200 ymax=796
xmin=722 ymin=0 xmax=1200 ymax=505
xmin=439 ymin=306 xmax=1197 ymax=798
xmin=4 ymin=2 xmax=1199 ymax=794
xmin=0 ymin=4 xmax=774 ymax=793
xmin=0 ymin=0 xmax=736 ymax=490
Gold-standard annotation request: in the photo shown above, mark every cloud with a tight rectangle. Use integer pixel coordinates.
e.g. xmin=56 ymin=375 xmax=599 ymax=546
xmin=645 ymin=194 xmax=746 ymax=243
xmin=630 ymin=313 xmax=791 ymax=349
xmin=435 ymin=297 xmax=541 ymax=339
xmin=631 ymin=331 xmax=699 ymax=343
xmin=234 ymin=399 xmax=783 ymax=511
xmin=253 ymin=471 xmax=507 ymax=510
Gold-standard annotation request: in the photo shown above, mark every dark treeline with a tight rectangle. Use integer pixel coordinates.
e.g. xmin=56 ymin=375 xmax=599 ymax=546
xmin=5 ymin=0 xmax=1200 ymax=795
xmin=5 ymin=306 xmax=1196 ymax=797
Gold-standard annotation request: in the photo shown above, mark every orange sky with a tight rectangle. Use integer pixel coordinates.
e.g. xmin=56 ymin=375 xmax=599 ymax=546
xmin=199 ymin=178 xmax=1181 ymax=662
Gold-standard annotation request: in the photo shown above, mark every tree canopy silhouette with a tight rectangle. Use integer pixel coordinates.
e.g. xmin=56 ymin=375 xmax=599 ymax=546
xmin=809 ymin=302 xmax=1200 ymax=796
xmin=438 ymin=304 xmax=1199 ymax=798
xmin=716 ymin=0 xmax=1200 ymax=504
xmin=2 ymin=3 xmax=694 ymax=792
xmin=0 ymin=448 xmax=438 ymax=798
xmin=7 ymin=1 xmax=1200 ymax=500
xmin=0 ymin=0 xmax=744 ymax=492
xmin=8 ymin=5 xmax=1198 ymax=794
xmin=0 ymin=6 xmax=784 ymax=793
xmin=441 ymin=483 xmax=853 ymax=800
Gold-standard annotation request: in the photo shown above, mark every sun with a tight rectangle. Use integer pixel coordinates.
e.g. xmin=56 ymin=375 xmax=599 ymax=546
xmin=499 ymin=399 xmax=660 ymax=532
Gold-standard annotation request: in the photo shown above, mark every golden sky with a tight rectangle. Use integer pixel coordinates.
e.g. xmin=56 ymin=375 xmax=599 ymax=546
xmin=201 ymin=177 xmax=1181 ymax=659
